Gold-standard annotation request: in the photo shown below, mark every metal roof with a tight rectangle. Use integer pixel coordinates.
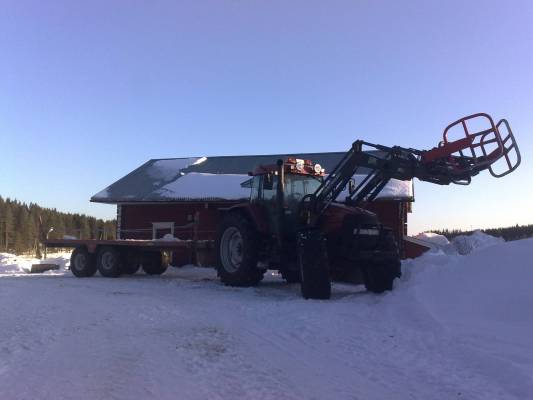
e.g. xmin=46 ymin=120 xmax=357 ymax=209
xmin=91 ymin=152 xmax=414 ymax=203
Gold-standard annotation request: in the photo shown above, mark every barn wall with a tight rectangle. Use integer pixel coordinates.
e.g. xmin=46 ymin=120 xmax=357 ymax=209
xmin=119 ymin=200 xmax=410 ymax=263
xmin=119 ymin=201 xmax=241 ymax=266
xmin=119 ymin=202 xmax=239 ymax=241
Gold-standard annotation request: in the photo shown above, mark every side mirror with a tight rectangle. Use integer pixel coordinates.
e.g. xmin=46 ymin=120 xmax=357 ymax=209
xmin=348 ymin=178 xmax=356 ymax=195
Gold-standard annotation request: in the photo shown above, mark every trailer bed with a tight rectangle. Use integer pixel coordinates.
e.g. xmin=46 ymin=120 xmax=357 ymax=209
xmin=44 ymin=238 xmax=213 ymax=253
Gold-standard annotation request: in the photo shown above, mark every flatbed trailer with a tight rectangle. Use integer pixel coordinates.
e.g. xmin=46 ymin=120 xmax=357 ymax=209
xmin=43 ymin=238 xmax=214 ymax=277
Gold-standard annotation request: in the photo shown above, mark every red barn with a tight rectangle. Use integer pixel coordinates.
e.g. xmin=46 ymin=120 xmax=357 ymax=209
xmin=91 ymin=153 xmax=428 ymax=264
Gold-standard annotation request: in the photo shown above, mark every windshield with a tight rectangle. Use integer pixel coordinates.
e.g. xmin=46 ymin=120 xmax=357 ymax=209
xmin=285 ymin=174 xmax=322 ymax=205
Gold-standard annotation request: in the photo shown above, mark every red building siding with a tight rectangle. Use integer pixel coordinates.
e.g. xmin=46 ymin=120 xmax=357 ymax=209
xmin=119 ymin=200 xmax=410 ymax=264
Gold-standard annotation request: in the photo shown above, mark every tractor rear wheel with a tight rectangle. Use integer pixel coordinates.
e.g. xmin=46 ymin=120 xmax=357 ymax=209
xmin=70 ymin=247 xmax=96 ymax=278
xmin=298 ymin=230 xmax=331 ymax=299
xmin=216 ymin=213 xmax=264 ymax=286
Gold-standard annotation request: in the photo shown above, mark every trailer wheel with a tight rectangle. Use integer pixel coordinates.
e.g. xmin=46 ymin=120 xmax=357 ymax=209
xmin=298 ymin=230 xmax=331 ymax=299
xmin=70 ymin=247 xmax=96 ymax=278
xmin=97 ymin=247 xmax=122 ymax=277
xmin=141 ymin=252 xmax=168 ymax=275
xmin=215 ymin=213 xmax=264 ymax=286
xmin=121 ymin=251 xmax=141 ymax=275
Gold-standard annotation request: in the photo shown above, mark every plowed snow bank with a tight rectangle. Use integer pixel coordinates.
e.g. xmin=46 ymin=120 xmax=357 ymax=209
xmin=0 ymin=234 xmax=532 ymax=399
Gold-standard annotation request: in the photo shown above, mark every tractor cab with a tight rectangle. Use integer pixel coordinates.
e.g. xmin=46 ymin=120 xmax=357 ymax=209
xmin=247 ymin=157 xmax=324 ymax=200
xmin=245 ymin=158 xmax=325 ymax=232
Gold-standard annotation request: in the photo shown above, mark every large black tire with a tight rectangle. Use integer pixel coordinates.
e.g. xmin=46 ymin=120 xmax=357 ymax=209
xmin=362 ymin=261 xmax=399 ymax=293
xmin=141 ymin=252 xmax=168 ymax=275
xmin=97 ymin=246 xmax=122 ymax=278
xmin=298 ymin=230 xmax=331 ymax=299
xmin=70 ymin=247 xmax=97 ymax=278
xmin=121 ymin=251 xmax=141 ymax=275
xmin=215 ymin=213 xmax=264 ymax=286
xmin=363 ymin=232 xmax=401 ymax=293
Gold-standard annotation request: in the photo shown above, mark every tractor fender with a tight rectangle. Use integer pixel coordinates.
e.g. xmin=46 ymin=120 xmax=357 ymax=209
xmin=217 ymin=203 xmax=270 ymax=234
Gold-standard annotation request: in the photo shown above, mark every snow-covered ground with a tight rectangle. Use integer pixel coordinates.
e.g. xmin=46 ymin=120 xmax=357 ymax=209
xmin=1 ymin=236 xmax=532 ymax=400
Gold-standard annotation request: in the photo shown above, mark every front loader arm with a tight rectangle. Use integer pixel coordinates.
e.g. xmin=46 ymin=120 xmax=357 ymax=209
xmin=303 ymin=113 xmax=521 ymax=227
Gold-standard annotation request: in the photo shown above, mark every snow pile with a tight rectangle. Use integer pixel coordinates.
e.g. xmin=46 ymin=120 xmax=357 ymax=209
xmin=154 ymin=233 xmax=181 ymax=242
xmin=414 ymin=232 xmax=451 ymax=247
xmin=0 ymin=252 xmax=71 ymax=275
xmin=0 ymin=253 xmax=33 ymax=273
xmin=450 ymin=230 xmax=505 ymax=255
xmin=414 ymin=230 xmax=504 ymax=255
xmin=398 ymin=238 xmax=533 ymax=398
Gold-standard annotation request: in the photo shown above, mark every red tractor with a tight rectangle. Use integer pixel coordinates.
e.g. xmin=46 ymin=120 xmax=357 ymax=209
xmin=215 ymin=113 xmax=521 ymax=299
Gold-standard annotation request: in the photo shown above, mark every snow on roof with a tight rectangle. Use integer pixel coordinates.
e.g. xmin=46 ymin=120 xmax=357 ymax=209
xmin=147 ymin=172 xmax=411 ymax=202
xmin=148 ymin=158 xmax=204 ymax=181
xmin=337 ymin=176 xmax=413 ymax=201
xmin=92 ymin=187 xmax=111 ymax=200
xmin=91 ymin=152 xmax=414 ymax=203
xmin=152 ymin=173 xmax=250 ymax=201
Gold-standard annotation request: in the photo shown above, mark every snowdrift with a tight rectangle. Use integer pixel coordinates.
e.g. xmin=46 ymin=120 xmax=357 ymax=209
xmin=415 ymin=230 xmax=505 ymax=255
xmin=399 ymin=237 xmax=533 ymax=398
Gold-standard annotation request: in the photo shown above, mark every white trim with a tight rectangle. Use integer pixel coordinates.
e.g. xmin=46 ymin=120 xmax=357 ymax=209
xmin=117 ymin=205 xmax=122 ymax=239
xmin=152 ymin=222 xmax=175 ymax=239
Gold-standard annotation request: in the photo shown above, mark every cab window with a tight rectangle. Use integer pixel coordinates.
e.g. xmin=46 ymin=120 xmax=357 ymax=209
xmin=261 ymin=174 xmax=278 ymax=201
xmin=285 ymin=174 xmax=321 ymax=206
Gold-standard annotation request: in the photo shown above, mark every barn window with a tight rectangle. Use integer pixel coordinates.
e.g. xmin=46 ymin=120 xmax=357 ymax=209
xmin=152 ymin=222 xmax=175 ymax=239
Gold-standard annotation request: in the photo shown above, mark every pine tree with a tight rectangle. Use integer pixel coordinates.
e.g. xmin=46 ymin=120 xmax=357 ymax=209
xmin=0 ymin=195 xmax=116 ymax=254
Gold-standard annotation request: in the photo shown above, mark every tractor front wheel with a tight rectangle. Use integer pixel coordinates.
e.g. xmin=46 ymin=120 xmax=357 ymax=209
xmin=362 ymin=261 xmax=399 ymax=293
xmin=215 ymin=213 xmax=264 ymax=286
xmin=363 ymin=231 xmax=401 ymax=293
xmin=298 ymin=230 xmax=331 ymax=300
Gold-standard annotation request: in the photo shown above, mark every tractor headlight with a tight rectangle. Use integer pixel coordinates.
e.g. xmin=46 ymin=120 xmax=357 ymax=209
xmin=314 ymin=163 xmax=322 ymax=174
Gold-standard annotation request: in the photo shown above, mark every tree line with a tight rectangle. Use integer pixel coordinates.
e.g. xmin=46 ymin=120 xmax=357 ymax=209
xmin=0 ymin=195 xmax=116 ymax=256
xmin=433 ymin=224 xmax=533 ymax=242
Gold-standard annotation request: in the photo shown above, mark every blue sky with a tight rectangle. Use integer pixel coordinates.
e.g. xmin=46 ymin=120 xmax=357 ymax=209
xmin=1 ymin=0 xmax=532 ymax=234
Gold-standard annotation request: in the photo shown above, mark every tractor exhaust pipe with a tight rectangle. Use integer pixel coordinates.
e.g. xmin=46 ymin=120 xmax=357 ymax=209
xmin=276 ymin=159 xmax=285 ymax=247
